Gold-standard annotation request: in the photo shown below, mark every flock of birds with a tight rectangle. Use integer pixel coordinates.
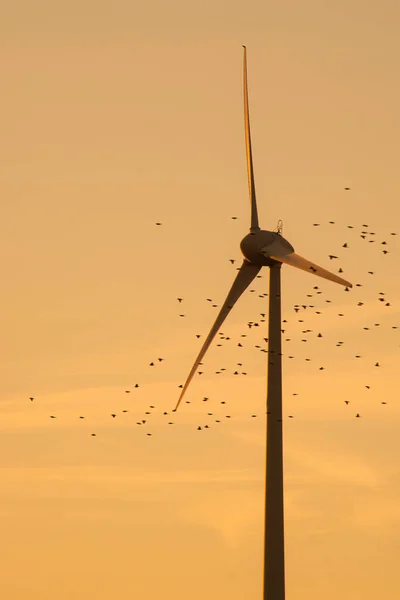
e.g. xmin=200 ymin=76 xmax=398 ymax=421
xmin=27 ymin=196 xmax=398 ymax=438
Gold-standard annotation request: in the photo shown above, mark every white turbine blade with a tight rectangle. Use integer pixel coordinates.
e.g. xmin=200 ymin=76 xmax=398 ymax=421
xmin=174 ymin=260 xmax=261 ymax=410
xmin=242 ymin=45 xmax=259 ymax=232
xmin=263 ymin=250 xmax=352 ymax=288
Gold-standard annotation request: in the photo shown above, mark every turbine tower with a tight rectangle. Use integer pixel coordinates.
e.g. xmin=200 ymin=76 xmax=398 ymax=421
xmin=174 ymin=46 xmax=352 ymax=600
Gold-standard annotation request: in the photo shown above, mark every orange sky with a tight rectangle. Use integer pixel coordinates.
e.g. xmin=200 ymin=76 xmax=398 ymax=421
xmin=1 ymin=1 xmax=400 ymax=598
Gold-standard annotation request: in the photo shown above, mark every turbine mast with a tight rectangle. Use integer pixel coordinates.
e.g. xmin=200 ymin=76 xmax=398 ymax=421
xmin=264 ymin=261 xmax=285 ymax=599
xmin=242 ymin=45 xmax=260 ymax=233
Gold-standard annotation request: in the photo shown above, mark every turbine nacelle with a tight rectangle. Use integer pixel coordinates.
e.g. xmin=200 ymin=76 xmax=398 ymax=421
xmin=240 ymin=230 xmax=294 ymax=266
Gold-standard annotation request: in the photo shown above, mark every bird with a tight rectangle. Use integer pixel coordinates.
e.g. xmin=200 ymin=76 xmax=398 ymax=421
xmin=229 ymin=259 xmax=235 ymax=264
xmin=29 ymin=397 xmax=34 ymax=401
xmin=156 ymin=222 xmax=162 ymax=226
xmin=344 ymin=187 xmax=351 ymax=190
xmin=355 ymin=414 xmax=361 ymax=418
xmin=177 ymin=298 xmax=183 ymax=303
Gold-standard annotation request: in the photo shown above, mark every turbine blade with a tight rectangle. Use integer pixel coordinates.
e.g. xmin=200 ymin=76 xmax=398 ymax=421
xmin=242 ymin=45 xmax=260 ymax=232
xmin=174 ymin=260 xmax=261 ymax=410
xmin=264 ymin=251 xmax=352 ymax=288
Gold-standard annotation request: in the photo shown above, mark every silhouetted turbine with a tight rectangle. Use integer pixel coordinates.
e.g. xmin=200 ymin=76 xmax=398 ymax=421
xmin=174 ymin=46 xmax=352 ymax=600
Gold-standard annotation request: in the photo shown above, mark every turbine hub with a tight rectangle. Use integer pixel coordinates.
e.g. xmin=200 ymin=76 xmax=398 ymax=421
xmin=240 ymin=230 xmax=294 ymax=266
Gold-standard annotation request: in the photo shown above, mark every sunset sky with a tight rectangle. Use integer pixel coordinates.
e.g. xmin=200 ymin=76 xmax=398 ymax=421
xmin=1 ymin=1 xmax=400 ymax=598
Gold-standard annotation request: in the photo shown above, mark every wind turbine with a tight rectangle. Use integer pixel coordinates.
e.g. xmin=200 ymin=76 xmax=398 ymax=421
xmin=174 ymin=46 xmax=352 ymax=600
